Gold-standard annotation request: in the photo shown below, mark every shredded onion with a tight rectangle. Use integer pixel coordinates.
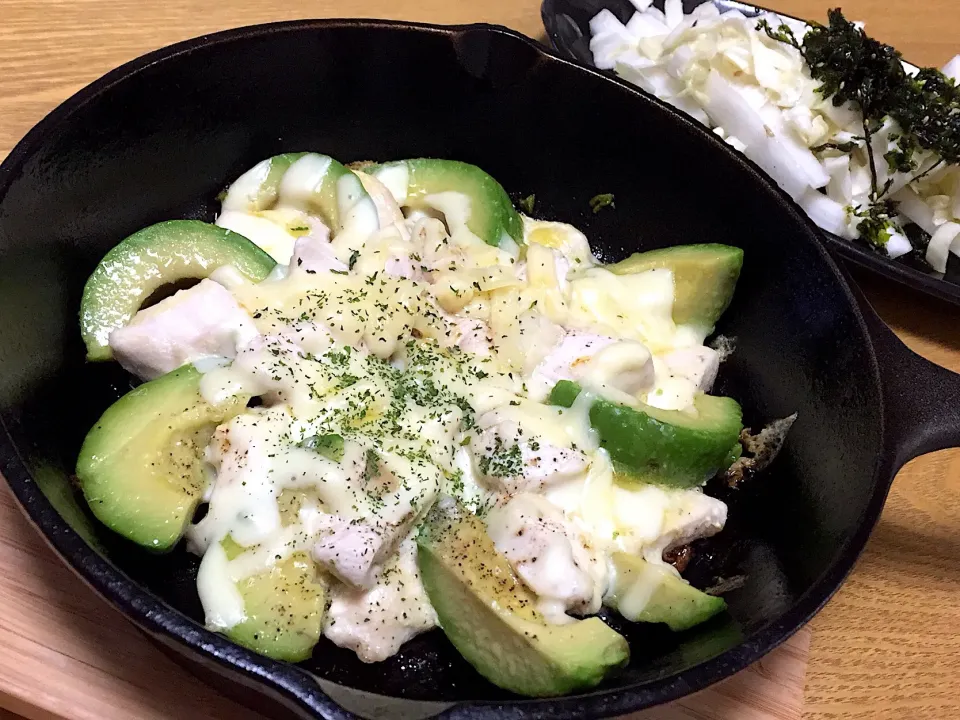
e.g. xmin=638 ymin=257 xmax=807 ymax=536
xmin=585 ymin=4 xmax=960 ymax=261
xmin=943 ymin=54 xmax=960 ymax=82
xmin=926 ymin=222 xmax=960 ymax=272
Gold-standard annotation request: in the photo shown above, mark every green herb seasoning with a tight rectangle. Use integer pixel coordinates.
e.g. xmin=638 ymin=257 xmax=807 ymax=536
xmin=760 ymin=9 xmax=960 ymax=251
xmin=478 ymin=436 xmax=523 ymax=478
xmin=589 ymin=193 xmax=616 ymax=214
xmin=299 ymin=433 xmax=345 ymax=462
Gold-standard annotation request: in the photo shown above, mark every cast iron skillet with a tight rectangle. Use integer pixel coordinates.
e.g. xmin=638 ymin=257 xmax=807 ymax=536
xmin=2 ymin=18 xmax=960 ymax=720
xmin=542 ymin=0 xmax=960 ymax=307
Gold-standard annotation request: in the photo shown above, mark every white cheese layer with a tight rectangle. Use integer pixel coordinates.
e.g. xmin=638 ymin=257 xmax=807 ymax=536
xmin=182 ymin=169 xmax=731 ymax=660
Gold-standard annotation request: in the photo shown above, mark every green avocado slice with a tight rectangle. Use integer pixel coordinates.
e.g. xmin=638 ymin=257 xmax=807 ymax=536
xmin=220 ymin=537 xmax=326 ymax=662
xmin=549 ymin=381 xmax=742 ymax=489
xmin=605 ymin=553 xmax=726 ymax=632
xmin=76 ymin=365 xmax=249 ymax=550
xmin=221 ymin=152 xmax=307 ymax=212
xmin=222 ymin=152 xmax=379 ymax=238
xmin=607 ymin=244 xmax=743 ymax=328
xmin=417 ymin=497 xmax=629 ymax=697
xmin=80 ymin=220 xmax=276 ymax=361
xmin=370 ymin=159 xmax=523 ymax=248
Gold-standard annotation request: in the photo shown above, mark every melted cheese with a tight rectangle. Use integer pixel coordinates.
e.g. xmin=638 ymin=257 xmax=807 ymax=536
xmin=178 ymin=166 xmax=732 ymax=660
xmin=567 ymin=267 xmax=678 ymax=351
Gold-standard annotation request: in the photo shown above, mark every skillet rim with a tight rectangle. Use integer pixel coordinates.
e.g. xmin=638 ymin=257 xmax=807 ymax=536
xmin=0 ymin=16 xmax=891 ymax=719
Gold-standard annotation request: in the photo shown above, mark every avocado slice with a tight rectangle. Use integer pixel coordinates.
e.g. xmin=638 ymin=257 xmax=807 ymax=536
xmin=607 ymin=244 xmax=743 ymax=328
xmin=76 ymin=365 xmax=249 ymax=550
xmin=370 ymin=159 xmax=523 ymax=249
xmin=221 ymin=537 xmax=326 ymax=662
xmin=418 ymin=497 xmax=629 ymax=697
xmin=80 ymin=220 xmax=276 ymax=361
xmin=221 ymin=152 xmax=307 ymax=212
xmin=549 ymin=381 xmax=742 ymax=489
xmin=222 ymin=152 xmax=380 ymax=239
xmin=605 ymin=553 xmax=726 ymax=632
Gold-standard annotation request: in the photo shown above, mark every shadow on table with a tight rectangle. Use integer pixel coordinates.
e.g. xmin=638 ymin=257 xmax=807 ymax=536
xmin=867 ymin=516 xmax=960 ymax=587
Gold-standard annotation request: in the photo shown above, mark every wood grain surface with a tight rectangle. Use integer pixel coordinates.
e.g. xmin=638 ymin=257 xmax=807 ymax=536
xmin=0 ymin=1 xmax=958 ymax=719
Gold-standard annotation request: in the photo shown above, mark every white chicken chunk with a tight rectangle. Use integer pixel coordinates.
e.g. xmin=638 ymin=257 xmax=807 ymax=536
xmin=644 ymin=489 xmax=727 ymax=564
xmin=527 ymin=331 xmax=654 ymax=402
xmin=486 ymin=493 xmax=605 ymax=620
xmin=519 ymin=245 xmax=573 ymax=293
xmin=611 ymin=483 xmax=728 ymax=563
xmin=109 ymin=279 xmax=259 ymax=380
xmin=187 ymin=410 xmax=285 ymax=552
xmin=323 ymin=537 xmax=437 ymax=662
xmin=528 ymin=332 xmax=615 ymax=399
xmin=438 ymin=314 xmax=493 ymax=357
xmin=646 ymin=346 xmax=720 ymax=411
xmin=306 ymin=511 xmax=387 ymax=589
xmin=290 ymin=225 xmax=347 ymax=274
xmin=228 ymin=333 xmax=318 ymax=403
xmin=470 ymin=411 xmax=590 ymax=494
xmin=350 ymin=223 xmax=429 ymax=283
xmin=409 ymin=216 xmax=448 ymax=269
xmin=301 ymin=448 xmax=437 ymax=590
xmin=660 ymin=346 xmax=720 ymax=392
xmin=355 ymin=170 xmax=405 ymax=229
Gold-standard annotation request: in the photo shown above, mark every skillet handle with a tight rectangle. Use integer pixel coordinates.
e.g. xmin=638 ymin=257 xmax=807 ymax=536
xmin=853 ymin=283 xmax=960 ymax=467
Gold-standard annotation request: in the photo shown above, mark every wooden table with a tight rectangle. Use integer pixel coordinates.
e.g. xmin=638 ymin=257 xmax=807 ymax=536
xmin=1 ymin=1 xmax=959 ymax=718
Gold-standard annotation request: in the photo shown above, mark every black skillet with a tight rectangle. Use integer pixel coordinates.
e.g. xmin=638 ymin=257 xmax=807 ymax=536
xmin=542 ymin=0 xmax=960 ymax=307
xmin=1 ymin=18 xmax=960 ymax=720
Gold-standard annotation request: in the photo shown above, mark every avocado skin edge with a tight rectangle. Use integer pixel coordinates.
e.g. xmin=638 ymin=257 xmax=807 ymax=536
xmin=417 ymin=498 xmax=629 ymax=697
xmin=548 ymin=381 xmax=742 ymax=490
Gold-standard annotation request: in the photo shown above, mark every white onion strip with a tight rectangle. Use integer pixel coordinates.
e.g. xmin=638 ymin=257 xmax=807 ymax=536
xmin=926 ymin=221 xmax=960 ymax=273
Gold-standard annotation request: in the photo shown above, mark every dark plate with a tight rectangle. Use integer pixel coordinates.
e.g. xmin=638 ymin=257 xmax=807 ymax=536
xmin=541 ymin=0 xmax=960 ymax=306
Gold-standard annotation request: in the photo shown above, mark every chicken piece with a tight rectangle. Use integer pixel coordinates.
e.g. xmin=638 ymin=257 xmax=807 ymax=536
xmin=646 ymin=346 xmax=721 ymax=411
xmin=290 ymin=228 xmax=347 ymax=274
xmin=187 ymin=409 xmax=287 ymax=552
xmin=217 ymin=326 xmax=355 ymax=411
xmin=301 ymin=448 xmax=436 ymax=589
xmin=470 ymin=411 xmax=590 ymax=494
xmin=643 ymin=490 xmax=727 ymax=564
xmin=659 ymin=346 xmax=720 ymax=393
xmin=456 ymin=318 xmax=493 ymax=356
xmin=109 ymin=279 xmax=259 ymax=380
xmin=485 ymin=493 xmax=605 ymax=620
xmin=278 ymin=321 xmax=338 ymax=358
xmin=323 ymin=537 xmax=437 ymax=662
xmin=528 ymin=331 xmax=654 ymax=402
xmin=355 ymin=170 xmax=405 ymax=228
xmin=523 ymin=242 xmax=573 ymax=294
xmin=435 ymin=313 xmax=493 ymax=357
xmin=409 ymin=216 xmax=449 ymax=268
xmin=507 ymin=311 xmax=566 ymax=377
xmin=611 ymin=483 xmax=728 ymax=564
xmin=577 ymin=339 xmax=655 ymax=397
xmin=229 ymin=333 xmax=311 ymax=401
xmin=453 ymin=317 xmax=492 ymax=356
xmin=523 ymin=217 xmax=596 ymax=268
xmin=383 ymin=253 xmax=426 ymax=281
xmin=528 ymin=332 xmax=614 ymax=400
xmin=306 ymin=512 xmax=387 ymax=589
xmin=413 ymin=294 xmax=494 ymax=356
xmin=348 ymin=223 xmax=429 ymax=283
